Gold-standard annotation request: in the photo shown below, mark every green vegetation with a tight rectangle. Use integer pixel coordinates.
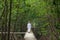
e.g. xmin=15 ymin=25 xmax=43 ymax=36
xmin=0 ymin=0 xmax=60 ymax=40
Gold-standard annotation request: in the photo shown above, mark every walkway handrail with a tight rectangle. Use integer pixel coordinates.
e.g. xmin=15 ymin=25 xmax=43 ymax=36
xmin=0 ymin=32 xmax=25 ymax=34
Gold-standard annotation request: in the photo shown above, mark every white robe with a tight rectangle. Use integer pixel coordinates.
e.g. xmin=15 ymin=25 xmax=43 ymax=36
xmin=27 ymin=23 xmax=31 ymax=32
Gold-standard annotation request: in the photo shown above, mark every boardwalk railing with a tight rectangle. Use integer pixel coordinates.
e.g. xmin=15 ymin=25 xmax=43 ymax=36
xmin=0 ymin=32 xmax=25 ymax=34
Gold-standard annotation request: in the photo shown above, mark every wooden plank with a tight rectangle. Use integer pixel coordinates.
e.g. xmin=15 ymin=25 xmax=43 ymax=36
xmin=0 ymin=32 xmax=26 ymax=34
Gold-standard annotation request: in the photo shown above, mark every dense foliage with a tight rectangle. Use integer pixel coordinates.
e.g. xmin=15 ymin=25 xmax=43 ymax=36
xmin=0 ymin=0 xmax=60 ymax=40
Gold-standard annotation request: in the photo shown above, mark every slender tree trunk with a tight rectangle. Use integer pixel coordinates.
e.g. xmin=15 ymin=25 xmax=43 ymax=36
xmin=1 ymin=0 xmax=8 ymax=40
xmin=1 ymin=7 xmax=5 ymax=40
xmin=8 ymin=0 xmax=12 ymax=40
xmin=4 ymin=0 xmax=8 ymax=40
